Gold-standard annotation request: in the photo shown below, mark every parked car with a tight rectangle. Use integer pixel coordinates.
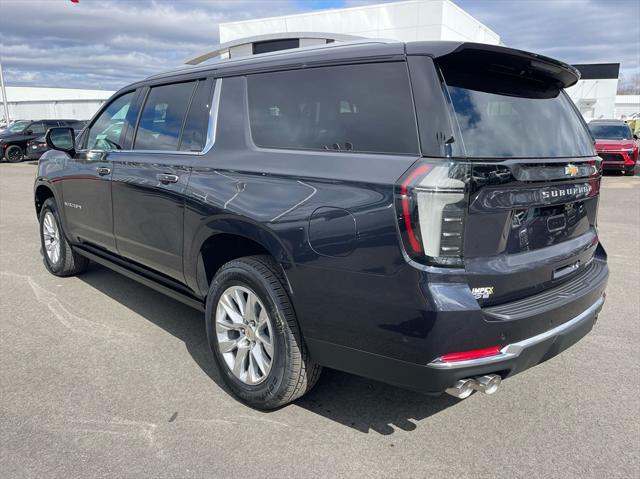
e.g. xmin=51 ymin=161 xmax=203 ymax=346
xmin=589 ymin=119 xmax=639 ymax=174
xmin=0 ymin=119 xmax=28 ymax=133
xmin=35 ymin=40 xmax=608 ymax=409
xmin=26 ymin=121 xmax=88 ymax=160
xmin=1 ymin=119 xmax=81 ymax=162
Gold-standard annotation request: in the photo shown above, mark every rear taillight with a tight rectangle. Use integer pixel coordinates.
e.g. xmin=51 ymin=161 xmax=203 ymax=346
xmin=395 ymin=161 xmax=469 ymax=267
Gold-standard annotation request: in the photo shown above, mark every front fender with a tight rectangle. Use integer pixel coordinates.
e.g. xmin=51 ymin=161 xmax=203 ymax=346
xmin=34 ymin=150 xmax=74 ymax=232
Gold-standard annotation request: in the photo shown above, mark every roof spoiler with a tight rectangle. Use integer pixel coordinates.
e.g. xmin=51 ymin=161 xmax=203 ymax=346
xmin=407 ymin=42 xmax=580 ymax=88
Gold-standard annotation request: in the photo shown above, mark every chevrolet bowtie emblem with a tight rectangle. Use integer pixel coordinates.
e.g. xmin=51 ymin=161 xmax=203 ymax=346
xmin=565 ymin=164 xmax=579 ymax=177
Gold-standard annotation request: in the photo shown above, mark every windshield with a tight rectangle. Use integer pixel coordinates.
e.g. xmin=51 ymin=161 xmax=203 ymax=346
xmin=588 ymin=124 xmax=632 ymax=140
xmin=5 ymin=121 xmax=30 ymax=133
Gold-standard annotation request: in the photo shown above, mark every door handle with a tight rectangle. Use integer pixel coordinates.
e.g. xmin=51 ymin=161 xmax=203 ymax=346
xmin=96 ymin=167 xmax=111 ymax=176
xmin=156 ymin=173 xmax=179 ymax=184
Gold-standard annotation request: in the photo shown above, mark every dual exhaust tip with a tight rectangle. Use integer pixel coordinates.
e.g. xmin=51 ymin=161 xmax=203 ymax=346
xmin=445 ymin=374 xmax=501 ymax=399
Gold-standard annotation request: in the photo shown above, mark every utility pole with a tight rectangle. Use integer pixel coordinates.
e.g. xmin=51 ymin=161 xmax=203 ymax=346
xmin=0 ymin=57 xmax=10 ymax=124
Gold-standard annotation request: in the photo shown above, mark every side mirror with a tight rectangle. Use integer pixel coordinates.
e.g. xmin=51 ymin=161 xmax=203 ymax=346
xmin=46 ymin=127 xmax=75 ymax=155
xmin=634 ymin=134 xmax=638 ymax=140
xmin=25 ymin=130 xmax=33 ymax=135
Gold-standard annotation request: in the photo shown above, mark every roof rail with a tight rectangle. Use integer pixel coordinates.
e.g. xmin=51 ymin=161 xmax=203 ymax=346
xmin=184 ymin=32 xmax=366 ymax=65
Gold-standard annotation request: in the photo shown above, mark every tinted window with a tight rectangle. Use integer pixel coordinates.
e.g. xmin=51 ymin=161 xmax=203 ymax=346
xmin=247 ymin=63 xmax=419 ymax=154
xmin=588 ymin=124 xmax=632 ymax=140
xmin=67 ymin=120 xmax=87 ymax=130
xmin=253 ymin=39 xmax=299 ymax=55
xmin=179 ymin=78 xmax=214 ymax=152
xmin=87 ymin=92 xmax=134 ymax=150
xmin=440 ymin=66 xmax=594 ymax=158
xmin=29 ymin=122 xmax=46 ymax=135
xmin=134 ymin=82 xmax=196 ymax=151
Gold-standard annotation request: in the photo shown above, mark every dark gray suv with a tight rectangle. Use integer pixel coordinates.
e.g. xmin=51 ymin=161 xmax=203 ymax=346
xmin=35 ymin=40 xmax=608 ymax=409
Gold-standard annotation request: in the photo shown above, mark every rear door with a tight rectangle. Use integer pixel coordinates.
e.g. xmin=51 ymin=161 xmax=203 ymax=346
xmin=442 ymin=53 xmax=600 ymax=305
xmin=410 ymin=51 xmax=601 ymax=306
xmin=111 ymin=78 xmax=215 ymax=282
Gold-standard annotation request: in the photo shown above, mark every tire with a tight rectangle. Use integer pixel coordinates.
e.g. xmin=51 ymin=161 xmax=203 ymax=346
xmin=5 ymin=145 xmax=24 ymax=163
xmin=205 ymin=255 xmax=321 ymax=409
xmin=625 ymin=165 xmax=636 ymax=176
xmin=39 ymin=198 xmax=89 ymax=276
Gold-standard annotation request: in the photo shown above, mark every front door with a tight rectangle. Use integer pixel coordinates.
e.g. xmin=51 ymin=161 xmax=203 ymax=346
xmin=61 ymin=91 xmax=136 ymax=252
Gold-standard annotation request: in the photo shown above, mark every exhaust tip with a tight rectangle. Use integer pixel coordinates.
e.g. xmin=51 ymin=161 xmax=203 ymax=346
xmin=445 ymin=374 xmax=502 ymax=399
xmin=472 ymin=374 xmax=501 ymax=395
xmin=445 ymin=378 xmax=475 ymax=399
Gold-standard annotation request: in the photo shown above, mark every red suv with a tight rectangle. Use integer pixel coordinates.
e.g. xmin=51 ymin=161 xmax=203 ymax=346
xmin=589 ymin=119 xmax=639 ymax=175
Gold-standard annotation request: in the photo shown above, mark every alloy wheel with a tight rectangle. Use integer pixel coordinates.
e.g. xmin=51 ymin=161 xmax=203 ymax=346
xmin=215 ymin=285 xmax=274 ymax=385
xmin=6 ymin=146 xmax=23 ymax=162
xmin=42 ymin=211 xmax=61 ymax=264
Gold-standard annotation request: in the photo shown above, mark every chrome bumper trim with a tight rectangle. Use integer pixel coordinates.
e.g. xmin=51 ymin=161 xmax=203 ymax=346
xmin=427 ymin=295 xmax=605 ymax=370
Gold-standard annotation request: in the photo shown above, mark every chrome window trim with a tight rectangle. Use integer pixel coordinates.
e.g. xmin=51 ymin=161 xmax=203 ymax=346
xmin=426 ymin=295 xmax=604 ymax=370
xmin=107 ymin=78 xmax=222 ymax=157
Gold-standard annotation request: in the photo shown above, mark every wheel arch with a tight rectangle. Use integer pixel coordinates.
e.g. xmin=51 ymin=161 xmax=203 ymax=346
xmin=187 ymin=217 xmax=295 ymax=298
xmin=34 ymin=181 xmax=57 ymax=216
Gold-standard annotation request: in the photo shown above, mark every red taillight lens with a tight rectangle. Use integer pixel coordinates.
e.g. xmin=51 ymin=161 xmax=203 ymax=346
xmin=395 ymin=161 xmax=469 ymax=267
xmin=440 ymin=346 xmax=502 ymax=362
xmin=400 ymin=165 xmax=432 ymax=253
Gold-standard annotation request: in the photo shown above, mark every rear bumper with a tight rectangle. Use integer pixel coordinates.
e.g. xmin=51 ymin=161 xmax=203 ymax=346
xmin=305 ymin=255 xmax=608 ymax=394
xmin=307 ymin=293 xmax=605 ymax=394
xmin=427 ymin=295 xmax=603 ymax=372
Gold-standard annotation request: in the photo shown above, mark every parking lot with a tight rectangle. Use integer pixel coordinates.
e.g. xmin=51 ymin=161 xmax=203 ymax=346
xmin=0 ymin=162 xmax=638 ymax=478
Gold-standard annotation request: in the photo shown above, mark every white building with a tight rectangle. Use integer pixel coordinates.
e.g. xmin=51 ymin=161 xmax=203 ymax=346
xmin=219 ymin=0 xmax=501 ymax=47
xmin=615 ymin=95 xmax=640 ymax=119
xmin=215 ymin=0 xmax=632 ymax=123
xmin=0 ymin=86 xmax=113 ymax=122
xmin=565 ymin=64 xmax=620 ymax=121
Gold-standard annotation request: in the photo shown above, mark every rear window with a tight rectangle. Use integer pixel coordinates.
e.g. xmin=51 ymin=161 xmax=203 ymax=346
xmin=180 ymin=78 xmax=215 ymax=152
xmin=588 ymin=123 xmax=632 ymax=140
xmin=134 ymin=81 xmax=196 ymax=151
xmin=441 ymin=68 xmax=594 ymax=158
xmin=247 ymin=62 xmax=419 ymax=155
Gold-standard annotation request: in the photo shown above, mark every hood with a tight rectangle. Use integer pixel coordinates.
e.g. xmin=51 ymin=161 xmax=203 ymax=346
xmin=594 ymin=139 xmax=636 ymax=150
xmin=0 ymin=131 xmax=24 ymax=141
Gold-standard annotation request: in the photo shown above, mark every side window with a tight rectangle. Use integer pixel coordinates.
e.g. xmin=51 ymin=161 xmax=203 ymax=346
xmin=86 ymin=92 xmax=135 ymax=151
xmin=134 ymin=81 xmax=196 ymax=151
xmin=29 ymin=122 xmax=46 ymax=135
xmin=179 ymin=78 xmax=215 ymax=152
xmin=247 ymin=62 xmax=419 ymax=154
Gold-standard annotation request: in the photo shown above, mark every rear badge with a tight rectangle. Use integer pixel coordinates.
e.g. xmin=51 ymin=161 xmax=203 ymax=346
xmin=565 ymin=164 xmax=579 ymax=177
xmin=471 ymin=286 xmax=494 ymax=300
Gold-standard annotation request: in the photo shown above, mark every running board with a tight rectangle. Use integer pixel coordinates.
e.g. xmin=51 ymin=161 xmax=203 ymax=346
xmin=75 ymin=246 xmax=205 ymax=312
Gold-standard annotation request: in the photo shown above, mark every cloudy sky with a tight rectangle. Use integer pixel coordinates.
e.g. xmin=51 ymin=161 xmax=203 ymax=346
xmin=0 ymin=0 xmax=638 ymax=91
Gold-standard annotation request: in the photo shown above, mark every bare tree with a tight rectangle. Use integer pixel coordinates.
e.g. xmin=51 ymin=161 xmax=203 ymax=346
xmin=618 ymin=72 xmax=640 ymax=95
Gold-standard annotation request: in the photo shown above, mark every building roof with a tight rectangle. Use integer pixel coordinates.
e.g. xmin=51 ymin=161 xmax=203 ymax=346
xmin=0 ymin=86 xmax=114 ymax=103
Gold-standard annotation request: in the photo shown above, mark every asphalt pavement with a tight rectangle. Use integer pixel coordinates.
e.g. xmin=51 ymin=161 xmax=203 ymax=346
xmin=1 ymin=162 xmax=638 ymax=478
